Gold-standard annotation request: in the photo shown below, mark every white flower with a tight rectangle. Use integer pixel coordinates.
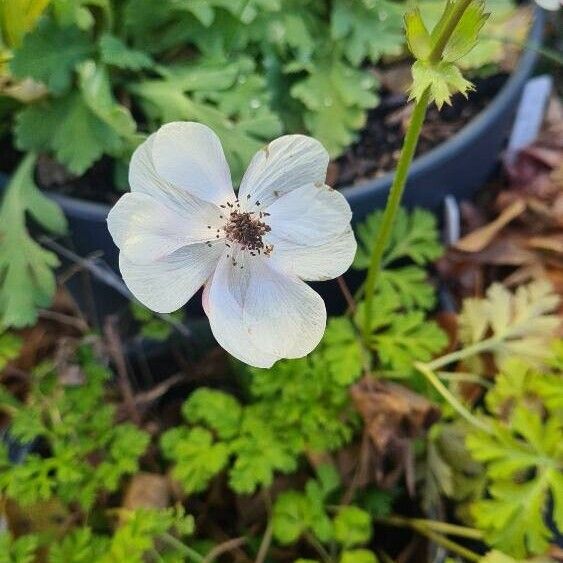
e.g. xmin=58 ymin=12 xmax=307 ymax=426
xmin=107 ymin=122 xmax=356 ymax=368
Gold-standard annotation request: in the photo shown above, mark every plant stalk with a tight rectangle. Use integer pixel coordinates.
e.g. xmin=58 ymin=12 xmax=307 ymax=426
xmin=415 ymin=362 xmax=492 ymax=433
xmin=362 ymin=87 xmax=431 ymax=340
xmin=362 ymin=0 xmax=475 ymax=342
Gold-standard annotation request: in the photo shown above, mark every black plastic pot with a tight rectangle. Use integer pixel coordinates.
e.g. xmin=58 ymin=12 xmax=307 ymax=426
xmin=0 ymin=8 xmax=545 ymax=322
xmin=343 ymin=8 xmax=546 ymax=220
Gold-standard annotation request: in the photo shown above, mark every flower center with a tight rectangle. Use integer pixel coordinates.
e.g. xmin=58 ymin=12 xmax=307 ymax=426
xmin=222 ymin=203 xmax=273 ymax=256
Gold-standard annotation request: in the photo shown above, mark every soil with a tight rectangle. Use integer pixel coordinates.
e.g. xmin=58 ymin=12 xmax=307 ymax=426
xmin=0 ymin=72 xmax=508 ymax=204
xmin=331 ymin=72 xmax=508 ymax=187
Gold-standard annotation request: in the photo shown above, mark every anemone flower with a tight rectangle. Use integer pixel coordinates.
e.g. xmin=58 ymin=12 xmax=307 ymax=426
xmin=107 ymin=122 xmax=356 ymax=368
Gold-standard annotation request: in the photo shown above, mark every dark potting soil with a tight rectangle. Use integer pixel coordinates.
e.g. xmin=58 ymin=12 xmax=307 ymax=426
xmin=0 ymin=72 xmax=507 ymax=204
xmin=331 ymin=72 xmax=508 ymax=187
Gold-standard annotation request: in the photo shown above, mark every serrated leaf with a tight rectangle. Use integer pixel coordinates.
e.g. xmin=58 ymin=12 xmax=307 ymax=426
xmin=160 ymin=427 xmax=229 ymax=494
xmin=99 ymin=33 xmax=154 ymax=71
xmin=290 ymin=56 xmax=378 ymax=158
xmin=272 ymin=478 xmax=334 ymax=545
xmin=0 ymin=330 xmax=22 ymax=370
xmin=131 ymin=57 xmax=281 ymax=183
xmin=379 ymin=266 xmax=437 ymax=310
xmin=0 ymin=154 xmax=66 ymax=327
xmin=467 ymin=403 xmax=563 ymax=557
xmin=370 ymin=310 xmax=448 ymax=370
xmin=0 ymin=532 xmax=39 ymax=563
xmin=333 ymin=506 xmax=372 ymax=548
xmin=10 ymin=17 xmax=91 ymax=94
xmin=182 ymin=388 xmax=242 ymax=440
xmin=321 ymin=317 xmax=363 ymax=385
xmin=16 ymin=62 xmax=136 ymax=174
xmin=459 ymin=281 xmax=560 ymax=367
xmin=354 ymin=208 xmax=443 ymax=270
xmin=409 ymin=60 xmax=473 ymax=109
xmin=442 ymin=1 xmax=489 ymax=62
xmin=331 ymin=0 xmax=404 ymax=65
xmin=228 ymin=407 xmax=298 ymax=493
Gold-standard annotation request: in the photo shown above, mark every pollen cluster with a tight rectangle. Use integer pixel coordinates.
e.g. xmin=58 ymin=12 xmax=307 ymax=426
xmin=206 ymin=199 xmax=274 ymax=260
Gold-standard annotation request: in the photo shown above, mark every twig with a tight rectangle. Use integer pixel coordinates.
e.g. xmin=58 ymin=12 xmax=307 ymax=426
xmin=104 ymin=317 xmax=141 ymax=425
xmin=202 ymin=537 xmax=247 ymax=563
xmin=337 ymin=276 xmax=356 ymax=313
xmin=40 ymin=236 xmax=192 ymax=339
xmin=255 ymin=521 xmax=273 ymax=563
xmin=133 ymin=373 xmax=188 ymax=406
xmin=38 ymin=309 xmax=90 ymax=333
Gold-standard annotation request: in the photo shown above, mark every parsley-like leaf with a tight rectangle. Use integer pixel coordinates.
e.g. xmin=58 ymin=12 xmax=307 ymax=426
xmin=0 ymin=154 xmax=67 ymax=327
xmin=10 ymin=16 xmax=91 ymax=94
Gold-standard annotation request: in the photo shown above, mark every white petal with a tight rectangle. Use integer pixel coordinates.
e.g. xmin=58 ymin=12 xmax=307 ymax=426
xmin=266 ymin=183 xmax=352 ymax=245
xmin=238 ymin=135 xmax=329 ymax=208
xmin=243 ymin=258 xmax=326 ymax=359
xmin=207 ymin=250 xmax=326 ymax=364
xmin=129 ymin=134 xmax=227 ymax=222
xmin=206 ymin=253 xmax=280 ymax=368
xmin=120 ymin=243 xmax=223 ymax=313
xmin=151 ymin=122 xmax=234 ymax=205
xmin=269 ymin=226 xmax=357 ymax=281
xmin=108 ymin=192 xmax=223 ymax=264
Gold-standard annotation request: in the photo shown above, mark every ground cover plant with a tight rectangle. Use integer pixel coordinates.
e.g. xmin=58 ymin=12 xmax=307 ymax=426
xmin=1 ymin=0 xmax=562 ymax=561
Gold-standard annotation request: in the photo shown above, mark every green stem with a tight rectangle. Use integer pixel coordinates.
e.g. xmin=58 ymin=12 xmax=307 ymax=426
xmin=415 ymin=362 xmax=492 ymax=433
xmin=377 ymin=516 xmax=482 ymax=562
xmin=377 ymin=516 xmax=483 ymax=539
xmin=436 ymin=371 xmax=493 ymax=388
xmin=362 ymin=0 xmax=476 ymax=342
xmin=424 ymin=337 xmax=498 ymax=371
xmin=305 ymin=532 xmax=333 ymax=563
xmin=362 ymin=87 xmax=431 ymax=340
xmin=429 ymin=0 xmax=474 ymax=62
xmin=421 ymin=527 xmax=482 ymax=562
xmin=160 ymin=533 xmax=204 ymax=563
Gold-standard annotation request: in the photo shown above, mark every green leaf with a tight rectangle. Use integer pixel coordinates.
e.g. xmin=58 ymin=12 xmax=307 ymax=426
xmin=409 ymin=60 xmax=473 ymax=109
xmin=182 ymin=388 xmax=242 ymax=440
xmin=249 ymin=353 xmax=357 ymax=452
xmin=131 ymin=57 xmax=281 ymax=183
xmin=354 ymin=208 xmax=443 ymax=270
xmin=16 ymin=62 xmax=136 ymax=174
xmin=369 ymin=310 xmax=448 ymax=370
xmin=0 ymin=532 xmax=39 ymax=563
xmin=321 ymin=317 xmax=363 ymax=386
xmin=441 ymin=1 xmax=488 ymax=62
xmin=272 ymin=478 xmax=334 ymax=545
xmin=333 ymin=506 xmax=372 ymax=548
xmin=404 ymin=8 xmax=432 ymax=60
xmin=340 ymin=550 xmax=379 ymax=563
xmin=331 ymin=0 xmax=404 ymax=65
xmin=379 ymin=266 xmax=437 ymax=310
xmin=10 ymin=16 xmax=91 ymax=94
xmin=467 ymin=403 xmax=563 ymax=557
xmin=160 ymin=427 xmax=229 ymax=494
xmin=291 ymin=56 xmax=378 ymax=158
xmin=0 ymin=331 xmax=22 ymax=370
xmin=228 ymin=407 xmax=299 ymax=494
xmin=0 ymin=346 xmax=150 ymax=509
xmin=0 ymin=154 xmax=66 ymax=327
xmin=99 ymin=33 xmax=154 ymax=71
